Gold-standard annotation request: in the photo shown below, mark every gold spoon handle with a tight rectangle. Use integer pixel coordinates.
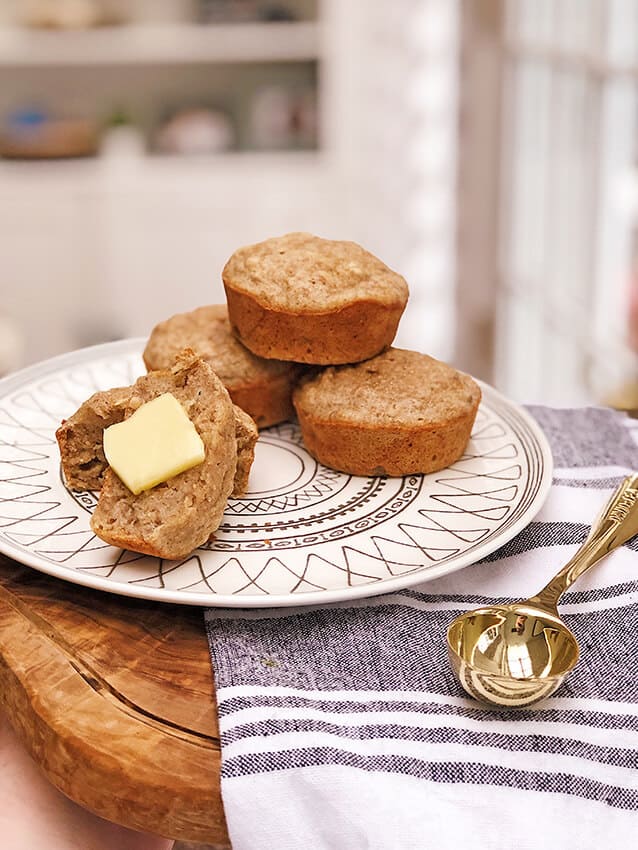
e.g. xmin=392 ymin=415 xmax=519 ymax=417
xmin=531 ymin=473 xmax=638 ymax=611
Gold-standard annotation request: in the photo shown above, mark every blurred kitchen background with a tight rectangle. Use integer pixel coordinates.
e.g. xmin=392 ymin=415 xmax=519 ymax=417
xmin=1 ymin=0 xmax=637 ymax=409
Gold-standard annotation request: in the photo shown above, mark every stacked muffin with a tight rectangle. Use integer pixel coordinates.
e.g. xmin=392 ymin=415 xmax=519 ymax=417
xmin=146 ymin=231 xmax=480 ymax=478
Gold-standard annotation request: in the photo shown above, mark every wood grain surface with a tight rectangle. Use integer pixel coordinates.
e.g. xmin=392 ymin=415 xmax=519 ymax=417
xmin=0 ymin=554 xmax=230 ymax=846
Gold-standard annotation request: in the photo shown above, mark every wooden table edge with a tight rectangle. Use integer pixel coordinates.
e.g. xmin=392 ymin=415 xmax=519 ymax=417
xmin=0 ymin=570 xmax=230 ymax=845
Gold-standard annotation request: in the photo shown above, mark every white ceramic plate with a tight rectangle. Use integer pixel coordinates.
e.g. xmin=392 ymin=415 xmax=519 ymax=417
xmin=0 ymin=339 xmax=553 ymax=607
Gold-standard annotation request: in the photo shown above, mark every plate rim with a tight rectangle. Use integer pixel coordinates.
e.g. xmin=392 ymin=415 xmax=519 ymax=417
xmin=0 ymin=339 xmax=554 ymax=608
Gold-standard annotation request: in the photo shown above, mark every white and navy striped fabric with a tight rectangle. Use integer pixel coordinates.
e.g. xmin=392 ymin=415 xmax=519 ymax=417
xmin=205 ymin=407 xmax=638 ymax=850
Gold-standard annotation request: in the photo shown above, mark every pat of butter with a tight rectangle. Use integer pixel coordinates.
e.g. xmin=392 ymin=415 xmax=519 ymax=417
xmin=103 ymin=392 xmax=205 ymax=495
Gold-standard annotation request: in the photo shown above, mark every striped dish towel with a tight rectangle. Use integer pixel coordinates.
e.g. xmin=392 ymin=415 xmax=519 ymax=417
xmin=205 ymin=406 xmax=638 ymax=850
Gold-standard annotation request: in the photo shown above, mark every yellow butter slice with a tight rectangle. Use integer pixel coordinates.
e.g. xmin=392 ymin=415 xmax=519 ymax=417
xmin=103 ymin=392 xmax=205 ymax=495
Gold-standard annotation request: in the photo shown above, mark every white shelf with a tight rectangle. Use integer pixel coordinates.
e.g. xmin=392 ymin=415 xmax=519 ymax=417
xmin=0 ymin=150 xmax=326 ymax=190
xmin=0 ymin=21 xmax=320 ymax=66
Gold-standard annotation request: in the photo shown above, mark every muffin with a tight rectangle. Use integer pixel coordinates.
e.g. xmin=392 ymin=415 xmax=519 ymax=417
xmin=293 ymin=348 xmax=481 ymax=476
xmin=222 ymin=232 xmax=409 ymax=365
xmin=57 ymin=388 xmax=257 ymax=498
xmin=90 ymin=349 xmax=237 ymax=560
xmin=143 ymin=304 xmax=300 ymax=428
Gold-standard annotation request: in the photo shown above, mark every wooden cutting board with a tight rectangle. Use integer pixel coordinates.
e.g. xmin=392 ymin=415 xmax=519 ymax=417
xmin=0 ymin=554 xmax=230 ymax=846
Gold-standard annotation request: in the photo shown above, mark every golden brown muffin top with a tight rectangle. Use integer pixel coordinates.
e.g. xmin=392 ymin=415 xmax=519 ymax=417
xmin=143 ymin=305 xmax=297 ymax=385
xmin=294 ymin=348 xmax=481 ymax=427
xmin=222 ymin=232 xmax=409 ymax=313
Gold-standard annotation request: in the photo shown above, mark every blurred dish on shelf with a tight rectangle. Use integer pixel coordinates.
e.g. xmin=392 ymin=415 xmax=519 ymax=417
xmin=197 ymin=0 xmax=298 ymax=24
xmin=198 ymin=0 xmax=259 ymax=22
xmin=154 ymin=107 xmax=235 ymax=155
xmin=0 ymin=107 xmax=99 ymax=159
xmin=257 ymin=4 xmax=297 ymax=22
xmin=21 ymin=0 xmax=129 ymax=29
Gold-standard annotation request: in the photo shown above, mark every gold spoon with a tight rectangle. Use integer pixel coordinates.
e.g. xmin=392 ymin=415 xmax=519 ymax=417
xmin=446 ymin=474 xmax=638 ymax=707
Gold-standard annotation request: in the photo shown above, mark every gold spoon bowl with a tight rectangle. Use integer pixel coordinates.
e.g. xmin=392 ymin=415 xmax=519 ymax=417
xmin=447 ymin=474 xmax=638 ymax=707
